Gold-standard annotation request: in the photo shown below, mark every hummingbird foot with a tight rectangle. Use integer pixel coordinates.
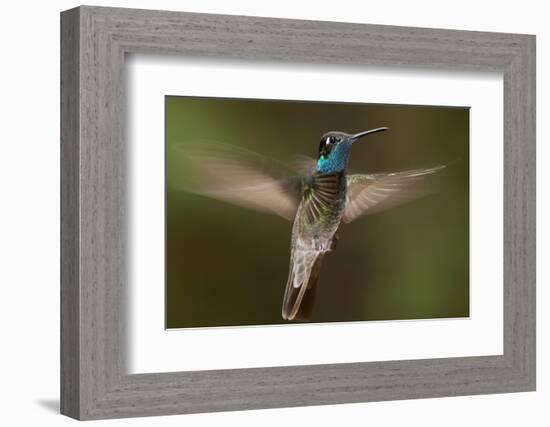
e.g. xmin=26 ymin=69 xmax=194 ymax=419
xmin=330 ymin=234 xmax=339 ymax=250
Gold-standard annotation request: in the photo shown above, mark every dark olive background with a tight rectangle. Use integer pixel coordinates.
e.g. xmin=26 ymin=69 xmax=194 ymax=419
xmin=165 ymin=96 xmax=469 ymax=329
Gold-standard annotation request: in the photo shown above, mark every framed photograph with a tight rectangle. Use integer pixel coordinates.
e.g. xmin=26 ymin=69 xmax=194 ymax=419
xmin=60 ymin=6 xmax=536 ymax=420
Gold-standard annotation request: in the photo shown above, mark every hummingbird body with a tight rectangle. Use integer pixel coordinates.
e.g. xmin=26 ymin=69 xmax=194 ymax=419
xmin=281 ymin=130 xmax=379 ymax=320
xmin=282 ymin=171 xmax=347 ymax=320
xmin=294 ymin=172 xmax=347 ymax=253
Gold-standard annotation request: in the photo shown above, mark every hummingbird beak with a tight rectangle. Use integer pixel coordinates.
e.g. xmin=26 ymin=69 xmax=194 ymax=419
xmin=351 ymin=127 xmax=389 ymax=142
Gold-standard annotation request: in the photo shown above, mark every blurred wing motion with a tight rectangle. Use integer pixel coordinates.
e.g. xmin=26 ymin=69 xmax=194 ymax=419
xmin=343 ymin=165 xmax=446 ymax=223
xmin=290 ymin=154 xmax=317 ymax=176
xmin=169 ymin=142 xmax=304 ymax=221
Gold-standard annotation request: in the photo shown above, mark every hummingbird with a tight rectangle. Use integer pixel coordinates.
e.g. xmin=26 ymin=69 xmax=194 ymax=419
xmin=170 ymin=128 xmax=444 ymax=321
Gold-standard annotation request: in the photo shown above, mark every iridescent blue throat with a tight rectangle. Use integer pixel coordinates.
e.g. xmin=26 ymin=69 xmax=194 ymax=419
xmin=316 ymin=141 xmax=353 ymax=174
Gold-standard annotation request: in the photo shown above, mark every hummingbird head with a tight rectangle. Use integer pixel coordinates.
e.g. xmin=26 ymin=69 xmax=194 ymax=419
xmin=316 ymin=127 xmax=389 ymax=173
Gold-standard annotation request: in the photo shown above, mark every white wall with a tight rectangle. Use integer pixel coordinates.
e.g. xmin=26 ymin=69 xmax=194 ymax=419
xmin=0 ymin=0 xmax=546 ymax=425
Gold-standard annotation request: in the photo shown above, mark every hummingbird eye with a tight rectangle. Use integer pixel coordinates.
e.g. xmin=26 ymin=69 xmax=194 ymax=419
xmin=319 ymin=135 xmax=338 ymax=157
xmin=319 ymin=136 xmax=334 ymax=158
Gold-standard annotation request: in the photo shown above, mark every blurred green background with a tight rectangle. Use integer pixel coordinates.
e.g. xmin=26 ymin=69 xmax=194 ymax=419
xmin=165 ymin=96 xmax=469 ymax=329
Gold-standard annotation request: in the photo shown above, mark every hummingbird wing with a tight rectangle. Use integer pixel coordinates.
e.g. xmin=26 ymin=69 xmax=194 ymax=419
xmin=168 ymin=142 xmax=304 ymax=221
xmin=290 ymin=154 xmax=317 ymax=176
xmin=343 ymin=165 xmax=445 ymax=223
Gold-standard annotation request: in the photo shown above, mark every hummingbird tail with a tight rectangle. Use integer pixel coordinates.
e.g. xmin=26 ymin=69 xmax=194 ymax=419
xmin=282 ymin=252 xmax=326 ymax=321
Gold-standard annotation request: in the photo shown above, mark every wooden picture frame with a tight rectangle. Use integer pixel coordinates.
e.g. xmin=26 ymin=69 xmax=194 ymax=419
xmin=60 ymin=5 xmax=536 ymax=420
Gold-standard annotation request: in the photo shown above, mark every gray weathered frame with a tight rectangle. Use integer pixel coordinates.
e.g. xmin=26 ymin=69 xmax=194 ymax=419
xmin=60 ymin=5 xmax=536 ymax=420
